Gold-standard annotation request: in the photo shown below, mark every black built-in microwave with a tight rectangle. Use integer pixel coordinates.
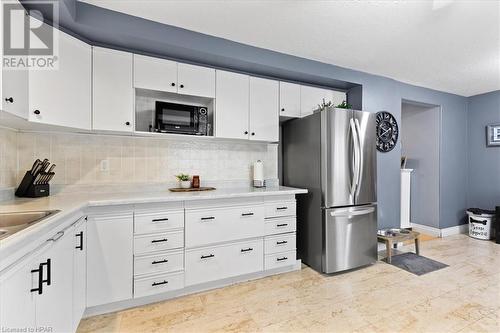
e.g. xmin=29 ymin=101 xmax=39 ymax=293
xmin=154 ymin=101 xmax=208 ymax=135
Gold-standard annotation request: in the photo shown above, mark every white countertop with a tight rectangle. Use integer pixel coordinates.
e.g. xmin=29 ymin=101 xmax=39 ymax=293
xmin=0 ymin=186 xmax=307 ymax=271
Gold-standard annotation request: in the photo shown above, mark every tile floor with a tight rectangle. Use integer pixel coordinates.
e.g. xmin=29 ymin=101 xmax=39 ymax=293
xmin=77 ymin=234 xmax=500 ymax=333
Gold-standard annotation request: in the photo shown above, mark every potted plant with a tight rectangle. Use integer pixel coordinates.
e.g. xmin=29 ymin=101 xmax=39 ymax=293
xmin=175 ymin=173 xmax=191 ymax=189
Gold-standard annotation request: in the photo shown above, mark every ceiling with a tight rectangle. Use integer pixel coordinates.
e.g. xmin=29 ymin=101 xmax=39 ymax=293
xmin=80 ymin=0 xmax=500 ymax=97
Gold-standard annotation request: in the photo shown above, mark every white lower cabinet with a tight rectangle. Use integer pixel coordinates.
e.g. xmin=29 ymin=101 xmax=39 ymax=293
xmin=185 ymin=238 xmax=264 ymax=286
xmin=264 ymin=233 xmax=296 ymax=254
xmin=264 ymin=217 xmax=297 ymax=235
xmin=87 ymin=212 xmax=133 ymax=307
xmin=134 ymin=230 xmax=184 ymax=254
xmin=134 ymin=250 xmax=184 ymax=276
xmin=134 ymin=271 xmax=185 ymax=298
xmin=265 ymin=251 xmax=297 ymax=270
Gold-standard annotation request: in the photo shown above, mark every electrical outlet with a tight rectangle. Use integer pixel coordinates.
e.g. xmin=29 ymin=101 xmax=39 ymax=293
xmin=100 ymin=159 xmax=109 ymax=172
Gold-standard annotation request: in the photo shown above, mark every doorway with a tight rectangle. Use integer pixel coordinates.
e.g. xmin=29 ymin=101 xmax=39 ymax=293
xmin=401 ymin=100 xmax=441 ymax=229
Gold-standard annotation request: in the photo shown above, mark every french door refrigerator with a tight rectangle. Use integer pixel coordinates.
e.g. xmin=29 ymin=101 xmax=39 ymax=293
xmin=283 ymin=107 xmax=377 ymax=274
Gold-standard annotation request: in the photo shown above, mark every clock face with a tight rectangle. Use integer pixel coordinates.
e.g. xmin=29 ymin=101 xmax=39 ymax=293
xmin=376 ymin=111 xmax=399 ymax=152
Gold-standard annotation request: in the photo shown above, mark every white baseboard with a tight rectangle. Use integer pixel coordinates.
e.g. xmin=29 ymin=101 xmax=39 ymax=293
xmin=410 ymin=223 xmax=469 ymax=238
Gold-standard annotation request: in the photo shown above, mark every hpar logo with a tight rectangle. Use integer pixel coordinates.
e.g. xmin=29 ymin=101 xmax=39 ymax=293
xmin=2 ymin=0 xmax=59 ymax=70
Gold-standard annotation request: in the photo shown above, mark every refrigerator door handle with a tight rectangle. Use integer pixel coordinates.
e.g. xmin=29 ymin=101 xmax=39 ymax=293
xmin=354 ymin=118 xmax=364 ymax=199
xmin=330 ymin=207 xmax=375 ymax=217
xmin=349 ymin=118 xmax=361 ymax=200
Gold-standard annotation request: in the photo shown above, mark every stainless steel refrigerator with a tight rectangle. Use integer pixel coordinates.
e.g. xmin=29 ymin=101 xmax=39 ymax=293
xmin=283 ymin=107 xmax=377 ymax=274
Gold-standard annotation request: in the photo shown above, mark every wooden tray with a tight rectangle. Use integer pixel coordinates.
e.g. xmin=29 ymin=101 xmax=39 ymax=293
xmin=169 ymin=187 xmax=216 ymax=192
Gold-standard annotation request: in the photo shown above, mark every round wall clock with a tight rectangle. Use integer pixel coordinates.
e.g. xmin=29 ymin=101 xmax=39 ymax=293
xmin=376 ymin=111 xmax=399 ymax=152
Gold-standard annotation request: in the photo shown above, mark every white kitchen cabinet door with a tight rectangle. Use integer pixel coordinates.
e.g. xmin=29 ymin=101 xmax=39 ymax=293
xmin=35 ymin=231 xmax=75 ymax=333
xmin=300 ymin=85 xmax=333 ymax=117
xmin=0 ymin=252 xmax=37 ymax=331
xmin=134 ymin=54 xmax=177 ymax=93
xmin=1 ymin=68 xmax=28 ymax=119
xmin=87 ymin=213 xmax=133 ymax=307
xmin=29 ymin=21 xmax=91 ymax=130
xmin=72 ymin=218 xmax=87 ymax=331
xmin=279 ymin=82 xmax=301 ymax=118
xmin=249 ymin=77 xmax=279 ymax=142
xmin=215 ymin=70 xmax=249 ymax=140
xmin=93 ymin=47 xmax=134 ymax=132
xmin=177 ymin=63 xmax=215 ymax=98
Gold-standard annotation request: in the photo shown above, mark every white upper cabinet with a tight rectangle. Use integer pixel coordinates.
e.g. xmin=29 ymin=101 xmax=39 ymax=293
xmin=177 ymin=63 xmax=215 ymax=98
xmin=134 ymin=54 xmax=177 ymax=93
xmin=249 ymin=77 xmax=279 ymax=142
xmin=92 ymin=47 xmax=133 ymax=132
xmin=215 ymin=70 xmax=249 ymax=140
xmin=279 ymin=82 xmax=301 ymax=118
xmin=300 ymin=85 xmax=333 ymax=117
xmin=332 ymin=90 xmax=348 ymax=106
xmin=29 ymin=22 xmax=91 ymax=130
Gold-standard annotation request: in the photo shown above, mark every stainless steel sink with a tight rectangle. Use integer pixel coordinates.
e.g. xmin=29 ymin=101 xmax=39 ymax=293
xmin=0 ymin=210 xmax=60 ymax=240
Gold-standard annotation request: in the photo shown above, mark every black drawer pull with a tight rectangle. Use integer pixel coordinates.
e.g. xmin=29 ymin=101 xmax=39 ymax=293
xmin=75 ymin=231 xmax=83 ymax=250
xmin=152 ymin=218 xmax=169 ymax=222
xmin=151 ymin=238 xmax=168 ymax=243
xmin=276 ymin=240 xmax=288 ymax=245
xmin=30 ymin=265 xmax=43 ymax=294
xmin=276 ymin=207 xmax=288 ymax=210
xmin=277 ymin=223 xmax=288 ymax=227
xmin=152 ymin=259 xmax=169 ymax=265
xmin=277 ymin=257 xmax=288 ymax=261
xmin=201 ymin=216 xmax=215 ymax=221
xmin=241 ymin=212 xmax=254 ymax=217
xmin=152 ymin=280 xmax=168 ymax=287
xmin=241 ymin=247 xmax=253 ymax=252
xmin=201 ymin=254 xmax=215 ymax=259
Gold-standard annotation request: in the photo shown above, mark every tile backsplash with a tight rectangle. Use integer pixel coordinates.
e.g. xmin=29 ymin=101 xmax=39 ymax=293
xmin=0 ymin=127 xmax=278 ymax=190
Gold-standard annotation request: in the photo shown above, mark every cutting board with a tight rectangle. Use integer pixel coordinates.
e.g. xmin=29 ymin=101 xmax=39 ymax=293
xmin=169 ymin=187 xmax=216 ymax=192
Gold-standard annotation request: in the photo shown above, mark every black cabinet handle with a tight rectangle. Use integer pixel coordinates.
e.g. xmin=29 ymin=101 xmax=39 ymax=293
xmin=276 ymin=207 xmax=288 ymax=210
xmin=251 ymin=132 xmax=255 ymax=136
xmin=151 ymin=238 xmax=168 ymax=243
xmin=241 ymin=212 xmax=254 ymax=217
xmin=125 ymin=121 xmax=131 ymax=126
xmin=276 ymin=240 xmax=288 ymax=245
xmin=75 ymin=231 xmax=83 ymax=250
xmin=277 ymin=257 xmax=288 ymax=261
xmin=244 ymin=131 xmax=249 ymax=135
xmin=152 ymin=259 xmax=169 ymax=265
xmin=180 ymin=84 xmax=184 ymax=88
xmin=171 ymin=82 xmax=176 ymax=87
xmin=41 ymin=259 xmax=51 ymax=286
xmin=152 ymin=280 xmax=168 ymax=287
xmin=201 ymin=216 xmax=215 ymax=221
xmin=152 ymin=218 xmax=169 ymax=222
xmin=201 ymin=254 xmax=215 ymax=259
xmin=5 ymin=97 xmax=13 ymax=103
xmin=30 ymin=264 xmax=43 ymax=294
xmin=241 ymin=247 xmax=253 ymax=252
xmin=277 ymin=223 xmax=288 ymax=227
xmin=34 ymin=110 xmax=40 ymax=115
xmin=281 ymin=108 xmax=285 ymax=112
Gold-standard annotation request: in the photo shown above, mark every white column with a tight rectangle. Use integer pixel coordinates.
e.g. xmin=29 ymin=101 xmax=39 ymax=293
xmin=400 ymin=169 xmax=413 ymax=229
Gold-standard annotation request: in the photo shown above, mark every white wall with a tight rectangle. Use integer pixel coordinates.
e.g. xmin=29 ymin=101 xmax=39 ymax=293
xmin=0 ymin=127 xmax=278 ymax=190
xmin=401 ymin=102 xmax=440 ymax=228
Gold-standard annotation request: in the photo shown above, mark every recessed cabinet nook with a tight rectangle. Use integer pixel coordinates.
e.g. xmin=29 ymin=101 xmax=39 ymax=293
xmin=1 ymin=20 xmax=346 ymax=142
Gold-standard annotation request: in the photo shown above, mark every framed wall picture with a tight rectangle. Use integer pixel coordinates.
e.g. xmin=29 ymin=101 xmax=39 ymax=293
xmin=486 ymin=123 xmax=500 ymax=147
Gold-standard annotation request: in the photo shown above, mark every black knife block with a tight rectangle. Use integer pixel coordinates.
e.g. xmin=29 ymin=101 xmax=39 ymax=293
xmin=15 ymin=171 xmax=50 ymax=198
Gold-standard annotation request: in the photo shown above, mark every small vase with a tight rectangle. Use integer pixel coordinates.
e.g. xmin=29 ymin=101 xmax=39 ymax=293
xmin=179 ymin=180 xmax=191 ymax=189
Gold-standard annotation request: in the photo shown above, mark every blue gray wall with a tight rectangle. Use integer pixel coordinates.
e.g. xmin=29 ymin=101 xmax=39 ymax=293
xmin=24 ymin=0 xmax=470 ymax=229
xmin=467 ymin=91 xmax=500 ymax=210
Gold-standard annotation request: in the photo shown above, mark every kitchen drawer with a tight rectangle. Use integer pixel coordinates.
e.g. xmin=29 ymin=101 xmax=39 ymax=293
xmin=134 ymin=210 xmax=184 ymax=235
xmin=185 ymin=205 xmax=264 ymax=248
xmin=264 ymin=233 xmax=296 ymax=254
xmin=134 ymin=250 xmax=184 ymax=276
xmin=185 ymin=238 xmax=263 ymax=286
xmin=265 ymin=217 xmax=296 ymax=236
xmin=134 ymin=230 xmax=184 ymax=255
xmin=134 ymin=271 xmax=184 ymax=298
xmin=265 ymin=201 xmax=296 ymax=218
xmin=265 ymin=251 xmax=296 ymax=270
